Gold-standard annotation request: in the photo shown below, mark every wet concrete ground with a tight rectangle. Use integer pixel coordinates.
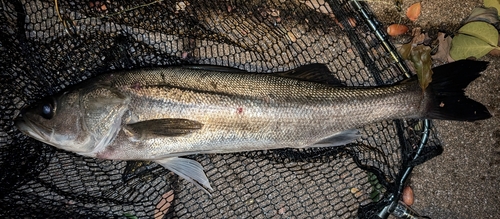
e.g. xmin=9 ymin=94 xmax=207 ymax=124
xmin=367 ymin=0 xmax=500 ymax=218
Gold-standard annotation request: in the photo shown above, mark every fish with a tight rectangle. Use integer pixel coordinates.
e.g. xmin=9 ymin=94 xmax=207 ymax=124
xmin=15 ymin=60 xmax=491 ymax=194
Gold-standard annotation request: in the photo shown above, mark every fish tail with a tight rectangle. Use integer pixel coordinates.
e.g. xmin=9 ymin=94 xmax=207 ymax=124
xmin=424 ymin=60 xmax=491 ymax=121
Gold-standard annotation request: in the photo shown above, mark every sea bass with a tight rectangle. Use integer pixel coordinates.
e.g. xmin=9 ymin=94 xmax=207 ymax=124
xmin=15 ymin=60 xmax=491 ymax=193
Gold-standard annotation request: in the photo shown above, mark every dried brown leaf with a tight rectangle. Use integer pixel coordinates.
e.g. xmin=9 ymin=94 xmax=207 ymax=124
xmin=155 ymin=190 xmax=174 ymax=219
xmin=432 ymin=32 xmax=454 ymax=62
xmin=463 ymin=7 xmax=499 ymax=25
xmin=411 ymin=28 xmax=426 ymax=45
xmin=488 ymin=48 xmax=500 ymax=56
xmin=406 ymin=2 xmax=422 ymax=21
xmin=398 ymin=43 xmax=412 ymax=60
xmin=387 ymin=24 xmax=409 ymax=36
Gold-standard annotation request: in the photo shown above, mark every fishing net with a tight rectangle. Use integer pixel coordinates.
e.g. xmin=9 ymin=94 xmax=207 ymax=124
xmin=0 ymin=0 xmax=442 ymax=218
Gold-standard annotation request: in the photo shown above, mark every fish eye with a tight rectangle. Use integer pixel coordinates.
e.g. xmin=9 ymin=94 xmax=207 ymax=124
xmin=39 ymin=98 xmax=56 ymax=120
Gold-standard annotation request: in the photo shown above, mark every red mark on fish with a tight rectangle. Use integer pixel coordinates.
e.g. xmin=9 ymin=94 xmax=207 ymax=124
xmin=236 ymin=107 xmax=244 ymax=114
xmin=131 ymin=82 xmax=142 ymax=90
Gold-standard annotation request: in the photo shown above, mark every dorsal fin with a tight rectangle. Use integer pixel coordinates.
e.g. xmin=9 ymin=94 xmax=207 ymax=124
xmin=184 ymin=63 xmax=343 ymax=86
xmin=274 ymin=64 xmax=343 ymax=86
xmin=182 ymin=65 xmax=248 ymax=73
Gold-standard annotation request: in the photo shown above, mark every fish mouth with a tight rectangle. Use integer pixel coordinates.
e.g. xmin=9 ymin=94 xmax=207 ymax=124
xmin=15 ymin=118 xmax=55 ymax=146
xmin=15 ymin=117 xmax=93 ymax=154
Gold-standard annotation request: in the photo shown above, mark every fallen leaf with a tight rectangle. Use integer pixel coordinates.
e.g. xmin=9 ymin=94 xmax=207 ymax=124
xmin=410 ymin=28 xmax=426 ymax=45
xmin=450 ymin=21 xmax=500 ymax=60
xmin=463 ymin=7 xmax=499 ymax=25
xmin=431 ymin=32 xmax=454 ymax=62
xmin=155 ymin=190 xmax=175 ymax=219
xmin=396 ymin=27 xmax=433 ymax=90
xmin=402 ymin=186 xmax=414 ymax=206
xmin=409 ymin=45 xmax=433 ymax=90
xmin=387 ymin=24 xmax=409 ymax=36
xmin=488 ymin=47 xmax=500 ymax=56
xmin=398 ymin=43 xmax=412 ymax=60
xmin=406 ymin=2 xmax=422 ymax=21
xmin=123 ymin=213 xmax=138 ymax=219
xmin=484 ymin=0 xmax=500 ymax=16
xmin=458 ymin=21 xmax=499 ymax=47
xmin=397 ymin=28 xmax=428 ymax=60
xmin=450 ymin=34 xmax=497 ymax=60
xmin=367 ymin=172 xmax=384 ymax=202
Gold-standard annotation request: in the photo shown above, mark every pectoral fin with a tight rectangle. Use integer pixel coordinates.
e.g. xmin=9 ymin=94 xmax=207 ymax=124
xmin=310 ymin=129 xmax=360 ymax=147
xmin=155 ymin=157 xmax=213 ymax=195
xmin=125 ymin=119 xmax=203 ymax=139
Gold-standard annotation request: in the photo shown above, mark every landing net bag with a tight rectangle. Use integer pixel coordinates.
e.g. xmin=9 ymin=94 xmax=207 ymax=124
xmin=0 ymin=0 xmax=441 ymax=218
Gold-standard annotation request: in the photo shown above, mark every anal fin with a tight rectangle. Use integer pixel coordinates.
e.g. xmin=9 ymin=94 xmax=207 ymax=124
xmin=310 ymin=129 xmax=360 ymax=148
xmin=155 ymin=157 xmax=213 ymax=195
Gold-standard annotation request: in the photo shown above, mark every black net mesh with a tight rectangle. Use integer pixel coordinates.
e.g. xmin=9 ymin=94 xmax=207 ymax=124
xmin=1 ymin=0 xmax=442 ymax=218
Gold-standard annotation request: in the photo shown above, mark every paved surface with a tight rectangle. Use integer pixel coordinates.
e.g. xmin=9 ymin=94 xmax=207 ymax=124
xmin=367 ymin=1 xmax=500 ymax=218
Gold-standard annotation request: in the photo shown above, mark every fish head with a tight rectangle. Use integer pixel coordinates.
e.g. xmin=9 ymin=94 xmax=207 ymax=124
xmin=15 ymin=85 xmax=130 ymax=156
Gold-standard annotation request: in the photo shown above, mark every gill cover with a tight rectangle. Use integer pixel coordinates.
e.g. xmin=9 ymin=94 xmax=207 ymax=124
xmin=77 ymin=86 xmax=130 ymax=155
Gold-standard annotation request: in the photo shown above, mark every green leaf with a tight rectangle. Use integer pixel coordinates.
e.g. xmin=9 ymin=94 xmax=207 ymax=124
xmin=484 ymin=0 xmax=500 ymax=16
xmin=450 ymin=34 xmax=496 ymax=60
xmin=409 ymin=45 xmax=432 ymax=90
xmin=398 ymin=43 xmax=412 ymax=60
xmin=458 ymin=21 xmax=499 ymax=47
xmin=123 ymin=213 xmax=137 ymax=219
xmin=367 ymin=172 xmax=384 ymax=202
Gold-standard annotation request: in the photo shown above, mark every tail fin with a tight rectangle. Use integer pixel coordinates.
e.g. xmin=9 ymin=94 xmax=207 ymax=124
xmin=425 ymin=60 xmax=491 ymax=121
